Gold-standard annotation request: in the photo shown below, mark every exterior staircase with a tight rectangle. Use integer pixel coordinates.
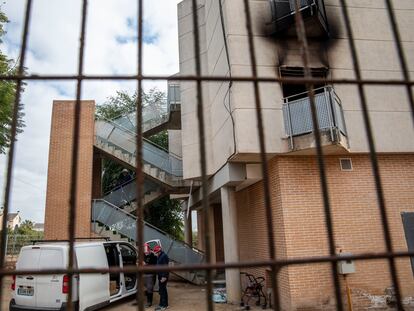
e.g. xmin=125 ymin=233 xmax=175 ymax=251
xmin=103 ymin=178 xmax=164 ymax=209
xmin=92 ymin=94 xmax=204 ymax=284
xmin=95 ymin=119 xmax=190 ymax=191
xmin=111 ymin=100 xmax=181 ymax=138
xmin=92 ymin=199 xmax=205 ymax=285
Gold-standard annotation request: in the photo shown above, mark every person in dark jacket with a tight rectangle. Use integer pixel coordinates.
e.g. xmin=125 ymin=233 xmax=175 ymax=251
xmin=143 ymin=243 xmax=157 ymax=307
xmin=153 ymin=245 xmax=169 ymax=311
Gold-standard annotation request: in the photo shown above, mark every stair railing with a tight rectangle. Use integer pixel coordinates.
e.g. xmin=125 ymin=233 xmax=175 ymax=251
xmin=95 ymin=118 xmax=183 ymax=176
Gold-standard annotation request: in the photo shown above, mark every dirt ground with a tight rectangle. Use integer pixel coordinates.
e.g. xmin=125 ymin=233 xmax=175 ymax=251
xmin=104 ymin=281 xmax=264 ymax=311
xmin=1 ymin=278 xmax=263 ymax=311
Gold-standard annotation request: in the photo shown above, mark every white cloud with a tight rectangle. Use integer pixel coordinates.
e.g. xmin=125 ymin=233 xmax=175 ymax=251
xmin=0 ymin=0 xmax=182 ymax=223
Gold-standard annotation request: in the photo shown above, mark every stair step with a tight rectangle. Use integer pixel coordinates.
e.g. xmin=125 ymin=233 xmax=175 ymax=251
xmin=150 ymin=167 xmax=159 ymax=176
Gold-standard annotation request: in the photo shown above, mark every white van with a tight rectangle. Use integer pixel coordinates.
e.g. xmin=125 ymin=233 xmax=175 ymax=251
xmin=10 ymin=240 xmax=138 ymax=311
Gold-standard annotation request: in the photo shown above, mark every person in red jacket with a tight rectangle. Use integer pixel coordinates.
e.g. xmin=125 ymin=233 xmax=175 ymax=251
xmin=153 ymin=245 xmax=169 ymax=311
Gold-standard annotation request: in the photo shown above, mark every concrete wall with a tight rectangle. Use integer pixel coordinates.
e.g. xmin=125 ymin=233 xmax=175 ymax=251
xmin=178 ymin=0 xmax=414 ymax=179
xmin=168 ymin=129 xmax=183 ymax=157
xmin=178 ymin=0 xmax=215 ymax=179
xmin=44 ymin=100 xmax=95 ymax=239
xmin=236 ymin=154 xmax=414 ymax=310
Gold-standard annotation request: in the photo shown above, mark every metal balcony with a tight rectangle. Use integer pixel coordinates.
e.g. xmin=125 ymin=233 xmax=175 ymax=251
xmin=269 ymin=0 xmax=329 ymax=37
xmin=282 ymin=86 xmax=348 ymax=150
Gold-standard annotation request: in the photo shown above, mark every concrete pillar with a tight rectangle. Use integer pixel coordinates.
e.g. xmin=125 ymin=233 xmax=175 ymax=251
xmin=220 ymin=186 xmax=241 ymax=303
xmin=207 ymin=205 xmax=216 ymax=263
xmin=197 ymin=209 xmax=205 ymax=251
xmin=184 ymin=208 xmax=193 ymax=246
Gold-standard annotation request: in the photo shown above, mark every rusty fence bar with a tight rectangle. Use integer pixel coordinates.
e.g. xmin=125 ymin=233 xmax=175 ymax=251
xmin=1 ymin=0 xmax=413 ymax=310
xmin=383 ymin=0 xmax=414 ymax=124
xmin=67 ymin=1 xmax=89 ymax=311
xmin=242 ymin=0 xmax=280 ymax=310
xmin=190 ymin=0 xmax=214 ymax=310
xmin=1 ymin=250 xmax=414 ymax=277
xmin=338 ymin=0 xmax=404 ymax=309
xmin=292 ymin=0 xmax=344 ymax=309
xmin=135 ymin=0 xmax=145 ymax=310
xmin=0 ymin=1 xmax=33 ymax=311
xmin=0 ymin=74 xmax=413 ymax=86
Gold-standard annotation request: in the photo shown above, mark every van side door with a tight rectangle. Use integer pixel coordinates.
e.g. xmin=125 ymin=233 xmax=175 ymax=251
xmin=119 ymin=243 xmax=137 ymax=292
xmin=76 ymin=244 xmax=110 ymax=311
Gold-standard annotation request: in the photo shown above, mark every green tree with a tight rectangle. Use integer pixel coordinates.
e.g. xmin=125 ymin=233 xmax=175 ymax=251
xmin=96 ymin=88 xmax=166 ymax=121
xmin=0 ymin=9 xmax=25 ymax=154
xmin=15 ymin=220 xmax=34 ymax=235
xmin=144 ymin=197 xmax=184 ymax=241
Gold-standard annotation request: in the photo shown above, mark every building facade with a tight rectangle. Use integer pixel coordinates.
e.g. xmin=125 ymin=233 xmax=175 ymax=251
xmin=42 ymin=0 xmax=414 ymax=310
xmin=177 ymin=0 xmax=414 ymax=309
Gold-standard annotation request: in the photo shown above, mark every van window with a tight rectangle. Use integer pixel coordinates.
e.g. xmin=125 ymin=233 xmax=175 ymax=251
xmin=119 ymin=244 xmax=137 ymax=291
xmin=39 ymin=249 xmax=63 ymax=269
xmin=17 ymin=248 xmax=41 ymax=270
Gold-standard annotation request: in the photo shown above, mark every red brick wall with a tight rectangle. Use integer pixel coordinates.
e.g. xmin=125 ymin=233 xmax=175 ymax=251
xmin=44 ymin=100 xmax=95 ymax=239
xmin=236 ymin=154 xmax=414 ymax=310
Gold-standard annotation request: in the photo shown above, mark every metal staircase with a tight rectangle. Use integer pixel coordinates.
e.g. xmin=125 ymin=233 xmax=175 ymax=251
xmin=111 ymin=93 xmax=181 ymax=138
xmin=103 ymin=178 xmax=163 ymax=209
xmin=92 ymin=199 xmax=205 ymax=284
xmin=92 ymin=94 xmax=205 ymax=284
xmin=95 ymin=119 xmax=189 ymax=191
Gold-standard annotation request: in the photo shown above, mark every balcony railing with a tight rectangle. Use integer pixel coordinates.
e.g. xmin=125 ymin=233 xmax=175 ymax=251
xmin=282 ymin=86 xmax=348 ymax=149
xmin=269 ymin=0 xmax=329 ymax=37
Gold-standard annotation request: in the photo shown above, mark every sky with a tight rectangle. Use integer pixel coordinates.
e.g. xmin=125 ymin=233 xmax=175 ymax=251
xmin=0 ymin=0 xmax=182 ymax=223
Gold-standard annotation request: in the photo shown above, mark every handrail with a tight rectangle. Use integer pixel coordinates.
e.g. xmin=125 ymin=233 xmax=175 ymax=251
xmin=104 ymin=177 xmax=136 ymax=196
xmin=95 ymin=135 xmax=183 ymax=177
xmin=282 ymin=85 xmax=347 ymax=143
xmin=96 ymin=116 xmax=183 ymax=161
xmin=283 ymin=85 xmax=329 ymax=102
xmin=92 ymin=199 xmax=204 ymax=255
xmin=273 ymin=0 xmax=315 ymax=21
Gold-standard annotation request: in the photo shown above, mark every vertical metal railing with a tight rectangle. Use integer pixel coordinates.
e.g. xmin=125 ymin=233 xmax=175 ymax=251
xmin=0 ymin=0 xmax=413 ymax=311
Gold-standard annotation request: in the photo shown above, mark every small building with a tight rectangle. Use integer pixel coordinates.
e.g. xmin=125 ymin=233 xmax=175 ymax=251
xmin=7 ymin=212 xmax=21 ymax=231
xmin=32 ymin=223 xmax=45 ymax=232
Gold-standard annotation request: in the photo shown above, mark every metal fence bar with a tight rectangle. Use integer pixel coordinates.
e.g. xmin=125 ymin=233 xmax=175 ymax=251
xmin=292 ymin=0 xmax=344 ymax=309
xmin=242 ymin=0 xmax=280 ymax=310
xmin=0 ymin=1 xmax=32 ymax=310
xmin=1 ymin=1 xmax=414 ymax=310
xmin=67 ymin=1 xmax=88 ymax=310
xmin=337 ymin=0 xmax=404 ymax=309
xmin=3 ymin=249 xmax=414 ymax=276
xmin=383 ymin=0 xmax=414 ymax=125
xmin=190 ymin=1 xmax=213 ymax=310
xmin=135 ymin=0 xmax=145 ymax=310
xmin=1 ymin=74 xmax=414 ymax=86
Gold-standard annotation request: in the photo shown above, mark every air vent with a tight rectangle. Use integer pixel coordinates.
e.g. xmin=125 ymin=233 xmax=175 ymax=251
xmin=340 ymin=158 xmax=353 ymax=171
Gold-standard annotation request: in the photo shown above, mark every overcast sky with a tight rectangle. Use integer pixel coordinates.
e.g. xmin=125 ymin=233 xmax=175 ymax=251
xmin=0 ymin=0 xmax=182 ymax=223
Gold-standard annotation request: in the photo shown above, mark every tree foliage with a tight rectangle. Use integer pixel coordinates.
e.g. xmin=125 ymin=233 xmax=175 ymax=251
xmin=95 ymin=88 xmax=166 ymax=121
xmin=144 ymin=197 xmax=184 ymax=241
xmin=0 ymin=10 xmax=25 ymax=154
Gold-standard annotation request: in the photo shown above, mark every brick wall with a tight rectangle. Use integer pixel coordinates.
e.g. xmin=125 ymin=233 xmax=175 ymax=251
xmin=236 ymin=154 xmax=414 ymax=310
xmin=44 ymin=100 xmax=95 ymax=239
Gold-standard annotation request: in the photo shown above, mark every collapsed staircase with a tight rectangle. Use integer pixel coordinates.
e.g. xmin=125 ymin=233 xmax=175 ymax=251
xmin=92 ymin=199 xmax=205 ymax=284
